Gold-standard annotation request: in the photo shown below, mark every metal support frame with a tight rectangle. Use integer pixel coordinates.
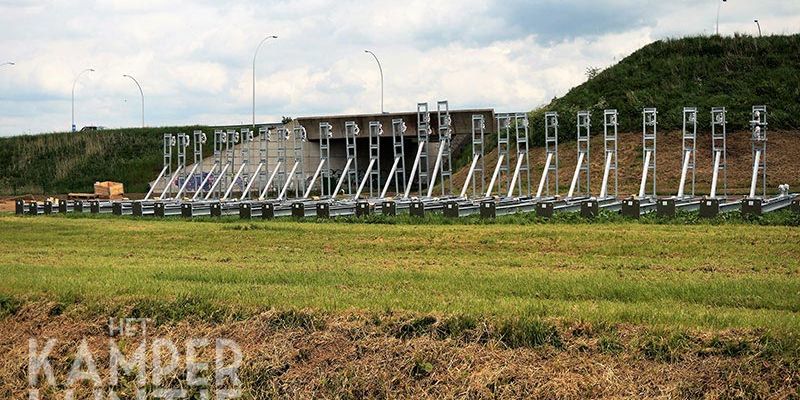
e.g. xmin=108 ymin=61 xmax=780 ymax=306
xmin=241 ymin=128 xmax=267 ymax=201
xmin=223 ymin=129 xmax=249 ymax=201
xmin=171 ymin=132 xmax=191 ymax=199
xmin=368 ymin=121 xmax=383 ymax=198
xmin=470 ymin=115 xmax=485 ymax=197
xmin=145 ymin=134 xmax=174 ymax=200
xmin=600 ymin=109 xmax=619 ymax=199
xmin=404 ymin=141 xmax=426 ymax=199
xmin=542 ymin=112 xmax=559 ymax=196
xmin=319 ymin=122 xmax=333 ymax=198
xmin=345 ymin=121 xmax=360 ymax=196
xmin=710 ymin=107 xmax=728 ymax=198
xmin=568 ymin=111 xmax=591 ymax=198
xmin=186 ymin=130 xmax=205 ymax=198
xmin=391 ymin=118 xmax=407 ymax=195
xmin=158 ymin=134 xmax=181 ymax=200
xmin=222 ymin=129 xmax=239 ymax=198
xmin=496 ymin=114 xmax=511 ymax=194
xmin=292 ymin=126 xmax=307 ymax=198
xmin=255 ymin=127 xmax=270 ymax=198
xmin=513 ymin=113 xmax=531 ymax=197
xmin=416 ymin=103 xmax=431 ymax=195
xmin=437 ymin=100 xmax=453 ymax=196
xmin=275 ymin=127 xmax=289 ymax=197
xmin=639 ymin=108 xmax=657 ymax=198
xmin=678 ymin=107 xmax=697 ymax=198
xmin=750 ymin=105 xmax=768 ymax=198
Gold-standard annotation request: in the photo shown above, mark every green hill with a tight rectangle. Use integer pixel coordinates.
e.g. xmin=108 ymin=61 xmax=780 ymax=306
xmin=526 ymin=34 xmax=800 ymax=145
xmin=0 ymin=127 xmax=212 ymax=195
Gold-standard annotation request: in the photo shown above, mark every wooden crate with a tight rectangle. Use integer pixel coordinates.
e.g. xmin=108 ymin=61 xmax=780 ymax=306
xmin=93 ymin=181 xmax=124 ymax=199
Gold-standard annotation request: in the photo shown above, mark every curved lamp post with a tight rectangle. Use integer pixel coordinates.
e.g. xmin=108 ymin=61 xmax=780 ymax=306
xmin=715 ymin=0 xmax=727 ymax=35
xmin=72 ymin=68 xmax=95 ymax=133
xmin=364 ymin=50 xmax=384 ymax=114
xmin=754 ymin=19 xmax=762 ymax=37
xmin=253 ymin=35 xmax=278 ymax=128
xmin=123 ymin=74 xmax=145 ymax=127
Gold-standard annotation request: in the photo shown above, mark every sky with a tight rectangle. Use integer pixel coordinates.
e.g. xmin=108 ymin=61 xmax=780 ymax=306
xmin=0 ymin=0 xmax=798 ymax=136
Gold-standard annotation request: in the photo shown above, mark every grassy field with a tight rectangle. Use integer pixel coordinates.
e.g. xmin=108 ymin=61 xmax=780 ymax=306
xmin=1 ymin=215 xmax=799 ymax=397
xmin=1 ymin=215 xmax=798 ymax=335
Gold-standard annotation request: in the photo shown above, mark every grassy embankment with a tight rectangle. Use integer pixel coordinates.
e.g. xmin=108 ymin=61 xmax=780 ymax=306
xmin=1 ymin=215 xmax=798 ymax=338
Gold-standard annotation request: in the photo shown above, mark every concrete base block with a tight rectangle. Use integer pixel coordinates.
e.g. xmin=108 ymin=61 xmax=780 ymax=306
xmin=536 ymin=202 xmax=554 ymax=218
xmin=181 ymin=203 xmax=193 ymax=218
xmin=581 ymin=200 xmax=599 ymax=218
xmin=480 ymin=201 xmax=496 ymax=219
xmin=741 ymin=198 xmax=763 ymax=217
xmin=656 ymin=199 xmax=676 ymax=218
xmin=699 ymin=198 xmax=720 ymax=218
xmin=381 ymin=201 xmax=396 ymax=216
xmin=239 ymin=203 xmax=252 ymax=219
xmin=410 ymin=201 xmax=425 ymax=217
xmin=355 ymin=201 xmax=372 ymax=217
xmin=443 ymin=201 xmax=459 ymax=218
xmin=43 ymin=201 xmax=53 ymax=215
xmin=262 ymin=203 xmax=275 ymax=219
xmin=291 ymin=202 xmax=305 ymax=218
xmin=210 ymin=202 xmax=221 ymax=217
xmin=621 ymin=199 xmax=640 ymax=219
xmin=315 ymin=203 xmax=329 ymax=219
xmin=154 ymin=202 xmax=166 ymax=218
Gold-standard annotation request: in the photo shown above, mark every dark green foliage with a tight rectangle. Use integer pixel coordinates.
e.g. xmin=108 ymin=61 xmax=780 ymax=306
xmin=498 ymin=315 xmax=563 ymax=349
xmin=528 ymin=34 xmax=800 ymax=146
xmin=0 ymin=125 xmax=219 ymax=195
xmin=396 ymin=315 xmax=438 ymax=339
xmin=268 ymin=309 xmax=326 ymax=331
xmin=0 ymin=294 xmax=21 ymax=319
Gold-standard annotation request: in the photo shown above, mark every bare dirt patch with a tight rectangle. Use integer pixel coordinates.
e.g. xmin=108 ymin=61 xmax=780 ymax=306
xmin=1 ymin=303 xmax=797 ymax=399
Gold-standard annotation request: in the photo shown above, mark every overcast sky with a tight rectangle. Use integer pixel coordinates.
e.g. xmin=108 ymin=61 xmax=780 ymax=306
xmin=0 ymin=0 xmax=798 ymax=136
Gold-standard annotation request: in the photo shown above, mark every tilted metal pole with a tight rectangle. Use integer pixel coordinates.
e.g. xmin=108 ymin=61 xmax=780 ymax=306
xmin=355 ymin=158 xmax=376 ymax=200
xmin=331 ymin=158 xmax=353 ymax=200
xmin=460 ymin=156 xmax=481 ymax=199
xmin=507 ymin=155 xmax=525 ymax=198
xmin=638 ymin=151 xmax=652 ymax=199
xmin=303 ymin=159 xmax=326 ymax=199
xmin=258 ymin=161 xmax=283 ymax=200
xmin=404 ymin=142 xmax=426 ymax=199
xmin=485 ymin=154 xmax=505 ymax=198
xmin=536 ymin=153 xmax=553 ymax=198
xmin=278 ymin=161 xmax=299 ymax=200
xmin=425 ymin=141 xmax=447 ymax=198
xmin=381 ymin=157 xmax=401 ymax=199
xmin=567 ymin=152 xmax=585 ymax=199
xmin=144 ymin=166 xmax=168 ymax=200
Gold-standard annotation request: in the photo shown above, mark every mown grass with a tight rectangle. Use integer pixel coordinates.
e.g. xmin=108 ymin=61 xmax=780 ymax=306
xmin=0 ymin=214 xmax=798 ymax=344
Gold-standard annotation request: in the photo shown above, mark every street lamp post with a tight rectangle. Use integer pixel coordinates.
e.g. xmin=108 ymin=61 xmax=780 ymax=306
xmin=123 ymin=74 xmax=145 ymax=128
xmin=71 ymin=68 xmax=95 ymax=133
xmin=364 ymin=50 xmax=384 ymax=114
xmin=252 ymin=35 xmax=278 ymax=128
xmin=754 ymin=20 xmax=762 ymax=37
xmin=715 ymin=0 xmax=727 ymax=35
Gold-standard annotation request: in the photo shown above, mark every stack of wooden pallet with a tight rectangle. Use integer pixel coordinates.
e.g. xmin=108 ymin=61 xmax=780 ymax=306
xmin=93 ymin=181 xmax=125 ymax=200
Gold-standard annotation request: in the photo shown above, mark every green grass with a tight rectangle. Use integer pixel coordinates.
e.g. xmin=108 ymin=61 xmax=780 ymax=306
xmin=528 ymin=34 xmax=800 ymax=145
xmin=0 ymin=215 xmax=798 ymax=345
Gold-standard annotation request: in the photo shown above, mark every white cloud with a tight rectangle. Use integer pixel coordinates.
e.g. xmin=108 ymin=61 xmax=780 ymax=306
xmin=0 ymin=0 xmax=798 ymax=135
